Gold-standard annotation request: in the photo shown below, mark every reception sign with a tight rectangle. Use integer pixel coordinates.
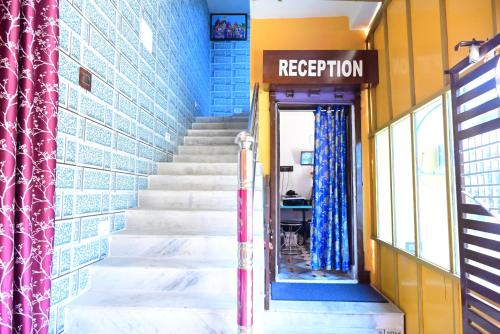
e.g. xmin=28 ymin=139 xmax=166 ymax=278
xmin=263 ymin=50 xmax=379 ymax=85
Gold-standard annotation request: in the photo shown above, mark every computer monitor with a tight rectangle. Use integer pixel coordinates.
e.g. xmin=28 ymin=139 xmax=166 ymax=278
xmin=300 ymin=151 xmax=314 ymax=165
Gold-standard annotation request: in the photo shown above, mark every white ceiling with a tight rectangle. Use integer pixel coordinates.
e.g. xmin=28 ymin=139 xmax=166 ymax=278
xmin=250 ymin=0 xmax=382 ymax=30
xmin=207 ymin=0 xmax=250 ymax=14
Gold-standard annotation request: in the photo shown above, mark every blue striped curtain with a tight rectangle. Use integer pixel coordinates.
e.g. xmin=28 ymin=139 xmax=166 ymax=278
xmin=310 ymin=105 xmax=350 ymax=272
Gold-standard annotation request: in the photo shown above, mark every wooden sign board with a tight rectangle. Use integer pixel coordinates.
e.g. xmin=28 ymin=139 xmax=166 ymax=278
xmin=263 ymin=50 xmax=379 ymax=85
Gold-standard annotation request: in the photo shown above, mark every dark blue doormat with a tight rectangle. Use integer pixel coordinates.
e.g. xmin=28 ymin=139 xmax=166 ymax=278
xmin=271 ymin=283 xmax=388 ymax=302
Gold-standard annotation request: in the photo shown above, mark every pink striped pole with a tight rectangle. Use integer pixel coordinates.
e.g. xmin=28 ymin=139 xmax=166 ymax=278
xmin=236 ymin=132 xmax=254 ymax=334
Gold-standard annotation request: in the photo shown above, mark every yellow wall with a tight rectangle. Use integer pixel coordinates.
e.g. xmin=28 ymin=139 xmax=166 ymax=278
xmin=368 ymin=1 xmax=497 ymax=334
xmin=250 ymin=16 xmax=374 ymax=276
xmin=250 ymin=17 xmax=365 ymax=175
xmin=250 ymin=3 xmax=497 ymax=333
xmin=378 ymin=244 xmax=462 ymax=334
xmin=387 ymin=0 xmax=412 ymax=117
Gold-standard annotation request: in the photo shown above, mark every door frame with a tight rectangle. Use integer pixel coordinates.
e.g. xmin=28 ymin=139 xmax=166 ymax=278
xmin=266 ymin=87 xmax=370 ymax=288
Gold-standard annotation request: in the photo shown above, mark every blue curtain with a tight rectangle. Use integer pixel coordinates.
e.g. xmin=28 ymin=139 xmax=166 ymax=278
xmin=310 ymin=105 xmax=350 ymax=272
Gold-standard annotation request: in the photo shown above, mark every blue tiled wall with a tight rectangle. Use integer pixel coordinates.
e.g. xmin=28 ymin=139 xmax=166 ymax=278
xmin=209 ymin=39 xmax=250 ymax=116
xmin=51 ymin=0 xmax=209 ymax=333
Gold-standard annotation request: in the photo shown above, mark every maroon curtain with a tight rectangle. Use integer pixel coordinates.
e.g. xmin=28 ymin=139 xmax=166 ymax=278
xmin=0 ymin=0 xmax=59 ymax=333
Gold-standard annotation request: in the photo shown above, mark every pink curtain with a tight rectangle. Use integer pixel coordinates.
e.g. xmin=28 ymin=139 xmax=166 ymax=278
xmin=0 ymin=0 xmax=59 ymax=333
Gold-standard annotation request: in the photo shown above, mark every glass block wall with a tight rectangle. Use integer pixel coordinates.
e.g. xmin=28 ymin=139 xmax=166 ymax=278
xmin=209 ymin=39 xmax=250 ymax=116
xmin=51 ymin=0 xmax=210 ymax=332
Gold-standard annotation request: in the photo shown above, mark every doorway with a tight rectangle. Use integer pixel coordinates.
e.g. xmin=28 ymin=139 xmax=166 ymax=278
xmin=266 ymin=86 xmax=370 ymax=291
xmin=276 ymin=104 xmax=357 ymax=283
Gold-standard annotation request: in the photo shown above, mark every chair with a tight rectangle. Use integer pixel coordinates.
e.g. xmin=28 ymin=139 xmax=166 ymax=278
xmin=280 ymin=220 xmax=303 ymax=255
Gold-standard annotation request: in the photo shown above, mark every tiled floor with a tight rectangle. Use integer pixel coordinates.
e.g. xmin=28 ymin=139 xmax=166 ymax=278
xmin=277 ymin=243 xmax=353 ymax=281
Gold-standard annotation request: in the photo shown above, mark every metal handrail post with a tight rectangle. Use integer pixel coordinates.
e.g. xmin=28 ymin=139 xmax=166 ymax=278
xmin=236 ymin=131 xmax=255 ymax=334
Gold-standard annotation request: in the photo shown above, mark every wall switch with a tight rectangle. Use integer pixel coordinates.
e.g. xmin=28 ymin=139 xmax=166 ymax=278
xmin=280 ymin=166 xmax=293 ymax=172
xmin=79 ymin=67 xmax=92 ymax=91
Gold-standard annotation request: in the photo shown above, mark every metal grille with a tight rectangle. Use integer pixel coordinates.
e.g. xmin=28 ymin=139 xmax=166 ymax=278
xmin=449 ymin=34 xmax=500 ymax=334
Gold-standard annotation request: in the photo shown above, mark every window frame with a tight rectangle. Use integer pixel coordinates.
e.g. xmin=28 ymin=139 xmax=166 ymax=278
xmin=373 ymin=91 xmax=459 ymax=275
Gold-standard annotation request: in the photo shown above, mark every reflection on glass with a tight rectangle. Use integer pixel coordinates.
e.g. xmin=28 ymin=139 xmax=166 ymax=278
xmin=414 ymin=98 xmax=450 ymax=269
xmin=446 ymin=90 xmax=460 ymax=274
xmin=375 ymin=128 xmax=392 ymax=244
xmin=391 ymin=117 xmax=415 ymax=254
xmin=462 ymin=129 xmax=500 ymax=218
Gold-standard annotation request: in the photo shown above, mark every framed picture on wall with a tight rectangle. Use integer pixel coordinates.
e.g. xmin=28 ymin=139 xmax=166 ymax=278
xmin=210 ymin=13 xmax=247 ymax=41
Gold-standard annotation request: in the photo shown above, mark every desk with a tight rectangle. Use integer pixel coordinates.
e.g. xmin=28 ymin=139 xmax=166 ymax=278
xmin=280 ymin=205 xmax=312 ymax=225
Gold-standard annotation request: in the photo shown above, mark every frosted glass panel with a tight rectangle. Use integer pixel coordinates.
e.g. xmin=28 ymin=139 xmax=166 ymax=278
xmin=375 ymin=128 xmax=392 ymax=243
xmin=414 ymin=99 xmax=450 ymax=269
xmin=391 ymin=116 xmax=415 ymax=254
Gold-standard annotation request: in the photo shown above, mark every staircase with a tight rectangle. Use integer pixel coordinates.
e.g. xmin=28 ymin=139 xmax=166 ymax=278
xmin=66 ymin=115 xmax=265 ymax=334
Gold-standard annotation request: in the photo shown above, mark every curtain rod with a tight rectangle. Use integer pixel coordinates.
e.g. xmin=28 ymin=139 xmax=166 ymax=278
xmin=278 ymin=104 xmax=353 ymax=112
xmin=277 ymin=102 xmax=354 ymax=106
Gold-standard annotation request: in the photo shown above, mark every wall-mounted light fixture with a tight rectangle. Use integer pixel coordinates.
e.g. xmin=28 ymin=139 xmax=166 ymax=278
xmin=454 ymin=39 xmax=484 ymax=64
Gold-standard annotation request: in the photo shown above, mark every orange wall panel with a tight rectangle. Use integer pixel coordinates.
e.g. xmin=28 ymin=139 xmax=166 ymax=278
xmin=410 ymin=0 xmax=444 ymax=104
xmin=496 ymin=0 xmax=500 ymax=34
xmin=380 ymin=244 xmax=397 ymax=302
xmin=446 ymin=0 xmax=494 ymax=67
xmin=374 ymin=22 xmax=390 ymax=129
xmin=387 ymin=0 xmax=412 ymax=118
xmin=453 ymin=280 xmax=462 ymax=334
xmin=397 ymin=254 xmax=420 ymax=334
xmin=361 ymin=89 xmax=374 ymax=276
xmin=421 ymin=266 xmax=455 ymax=334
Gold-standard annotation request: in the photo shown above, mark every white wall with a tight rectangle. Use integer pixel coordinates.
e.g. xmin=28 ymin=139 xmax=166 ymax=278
xmin=279 ymin=111 xmax=315 ymax=198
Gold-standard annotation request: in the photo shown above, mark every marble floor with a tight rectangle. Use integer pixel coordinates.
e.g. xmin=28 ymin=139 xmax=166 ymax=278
xmin=277 ymin=243 xmax=354 ymax=281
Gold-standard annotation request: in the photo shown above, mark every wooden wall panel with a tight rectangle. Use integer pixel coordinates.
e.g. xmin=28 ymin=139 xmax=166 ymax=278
xmin=410 ymin=0 xmax=444 ymax=104
xmin=397 ymin=254 xmax=420 ymax=334
xmin=387 ymin=0 xmax=412 ymax=118
xmin=496 ymin=0 xmax=500 ymax=34
xmin=421 ymin=266 xmax=455 ymax=334
xmin=380 ymin=244 xmax=397 ymax=302
xmin=374 ymin=22 xmax=391 ymax=129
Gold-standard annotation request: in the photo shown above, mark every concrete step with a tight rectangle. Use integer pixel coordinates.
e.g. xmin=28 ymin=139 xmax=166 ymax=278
xmin=66 ymin=291 xmax=402 ymax=334
xmin=173 ymin=154 xmax=237 ymax=163
xmin=158 ymin=162 xmax=238 ymax=175
xmin=157 ymin=162 xmax=263 ymax=176
xmin=65 ymin=290 xmax=236 ymax=334
xmin=89 ymin=257 xmax=236 ymax=295
xmin=265 ymin=300 xmax=404 ymax=333
xmin=183 ymin=136 xmax=236 ymax=146
xmin=149 ymin=174 xmax=236 ymax=191
xmin=109 ymin=233 xmax=266 ymax=266
xmin=187 ymin=129 xmax=242 ymax=137
xmin=125 ymin=209 xmax=264 ymax=235
xmin=177 ymin=145 xmax=239 ymax=155
xmin=191 ymin=122 xmax=246 ymax=130
xmin=149 ymin=174 xmax=263 ymax=191
xmin=110 ymin=233 xmax=238 ymax=260
xmin=138 ymin=189 xmax=264 ymax=210
xmin=194 ymin=116 xmax=248 ymax=123
xmin=263 ymin=327 xmax=383 ymax=334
